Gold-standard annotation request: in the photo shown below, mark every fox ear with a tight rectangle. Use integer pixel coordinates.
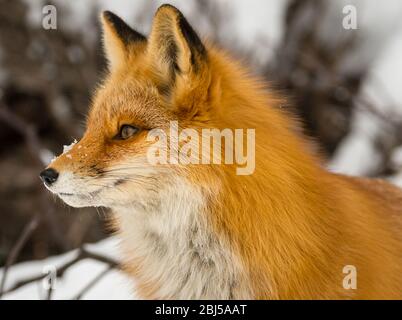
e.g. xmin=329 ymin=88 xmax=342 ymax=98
xmin=101 ymin=11 xmax=146 ymax=72
xmin=147 ymin=5 xmax=207 ymax=88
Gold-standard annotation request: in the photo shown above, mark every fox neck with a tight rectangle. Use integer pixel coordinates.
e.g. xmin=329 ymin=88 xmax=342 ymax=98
xmin=113 ymin=175 xmax=254 ymax=299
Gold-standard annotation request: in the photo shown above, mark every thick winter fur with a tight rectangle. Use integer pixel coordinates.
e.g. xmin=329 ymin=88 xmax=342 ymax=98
xmin=44 ymin=5 xmax=402 ymax=299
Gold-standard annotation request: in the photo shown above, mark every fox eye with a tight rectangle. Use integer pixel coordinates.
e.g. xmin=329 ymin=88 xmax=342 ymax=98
xmin=117 ymin=125 xmax=140 ymax=140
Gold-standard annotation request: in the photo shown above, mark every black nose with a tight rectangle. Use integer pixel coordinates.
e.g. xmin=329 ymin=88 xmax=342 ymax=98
xmin=40 ymin=168 xmax=59 ymax=186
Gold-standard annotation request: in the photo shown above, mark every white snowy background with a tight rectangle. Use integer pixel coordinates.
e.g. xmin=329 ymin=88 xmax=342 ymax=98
xmin=1 ymin=0 xmax=402 ymax=299
xmin=0 ymin=237 xmax=133 ymax=299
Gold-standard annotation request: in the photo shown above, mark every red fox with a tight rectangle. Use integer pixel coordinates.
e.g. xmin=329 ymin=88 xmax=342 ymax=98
xmin=40 ymin=4 xmax=402 ymax=299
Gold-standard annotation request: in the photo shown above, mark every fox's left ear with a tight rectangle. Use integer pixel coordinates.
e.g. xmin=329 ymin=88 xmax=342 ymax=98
xmin=101 ymin=11 xmax=146 ymax=72
xmin=147 ymin=5 xmax=208 ymax=93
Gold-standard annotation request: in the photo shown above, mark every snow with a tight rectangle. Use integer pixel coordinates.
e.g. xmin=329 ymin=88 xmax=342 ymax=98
xmin=389 ymin=172 xmax=402 ymax=188
xmin=361 ymin=33 xmax=402 ymax=115
xmin=328 ymin=110 xmax=384 ymax=176
xmin=62 ymin=139 xmax=77 ymax=154
xmin=390 ymin=145 xmax=402 ymax=170
xmin=327 ymin=1 xmax=402 ymax=179
xmin=328 ymin=0 xmax=402 ymax=74
xmin=388 ymin=146 xmax=402 ymax=187
xmin=0 ymin=237 xmax=136 ymax=300
xmin=224 ymin=0 xmax=287 ymax=64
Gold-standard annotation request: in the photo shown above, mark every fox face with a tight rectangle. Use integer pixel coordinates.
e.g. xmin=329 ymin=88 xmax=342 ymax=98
xmin=40 ymin=6 xmax=214 ymax=209
xmin=39 ymin=8 xmax=258 ymax=299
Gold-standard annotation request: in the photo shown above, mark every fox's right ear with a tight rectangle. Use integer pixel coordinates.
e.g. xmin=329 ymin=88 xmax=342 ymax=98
xmin=147 ymin=5 xmax=207 ymax=89
xmin=101 ymin=11 xmax=146 ymax=72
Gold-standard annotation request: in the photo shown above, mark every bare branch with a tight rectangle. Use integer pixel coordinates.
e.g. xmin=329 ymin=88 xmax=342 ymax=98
xmin=1 ymin=247 xmax=120 ymax=298
xmin=0 ymin=102 xmax=72 ymax=251
xmin=0 ymin=215 xmax=40 ymax=298
xmin=72 ymin=266 xmax=113 ymax=300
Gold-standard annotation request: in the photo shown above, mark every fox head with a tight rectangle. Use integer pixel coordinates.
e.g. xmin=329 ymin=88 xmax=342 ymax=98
xmin=39 ymin=5 xmax=224 ymax=208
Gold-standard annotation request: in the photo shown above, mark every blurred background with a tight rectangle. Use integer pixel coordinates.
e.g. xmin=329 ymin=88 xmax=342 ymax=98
xmin=1 ymin=0 xmax=402 ymax=299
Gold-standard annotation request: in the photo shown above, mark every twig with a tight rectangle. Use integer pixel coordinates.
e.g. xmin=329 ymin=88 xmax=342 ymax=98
xmin=0 ymin=102 xmax=71 ymax=251
xmin=72 ymin=266 xmax=113 ymax=300
xmin=46 ymin=286 xmax=54 ymax=300
xmin=1 ymin=250 xmax=84 ymax=296
xmin=0 ymin=215 xmax=40 ymax=298
xmin=355 ymin=96 xmax=402 ymax=128
xmin=80 ymin=248 xmax=119 ymax=268
xmin=1 ymin=248 xmax=119 ymax=297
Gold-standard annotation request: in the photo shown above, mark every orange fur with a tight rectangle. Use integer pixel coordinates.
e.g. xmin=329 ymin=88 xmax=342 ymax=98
xmin=46 ymin=5 xmax=402 ymax=299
